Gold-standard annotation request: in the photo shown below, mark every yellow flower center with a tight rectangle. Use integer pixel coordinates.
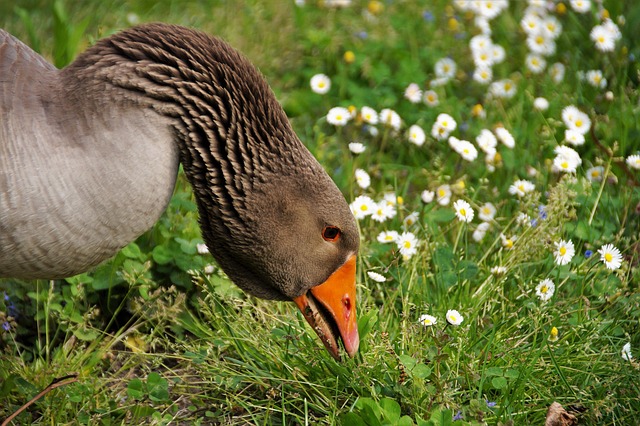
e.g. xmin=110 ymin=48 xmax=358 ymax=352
xmin=404 ymin=241 xmax=412 ymax=249
xmin=605 ymin=253 xmax=613 ymax=262
xmin=559 ymin=247 xmax=567 ymax=256
xmin=575 ymin=119 xmax=583 ymax=127
xmin=460 ymin=208 xmax=466 ymax=216
xmin=592 ymin=170 xmax=600 ymax=177
xmin=336 ymin=114 xmax=343 ymax=121
xmin=505 ymin=239 xmax=513 ymax=248
xmin=541 ymin=285 xmax=548 ymax=293
xmin=360 ymin=205 xmax=368 ymax=211
xmin=438 ymin=189 xmax=446 ymax=197
xmin=561 ymin=161 xmax=569 ymax=169
xmin=550 ymin=327 xmax=558 ymax=337
xmin=384 ymin=235 xmax=394 ymax=241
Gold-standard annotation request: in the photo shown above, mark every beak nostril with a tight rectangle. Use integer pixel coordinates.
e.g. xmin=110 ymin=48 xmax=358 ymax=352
xmin=342 ymin=295 xmax=351 ymax=311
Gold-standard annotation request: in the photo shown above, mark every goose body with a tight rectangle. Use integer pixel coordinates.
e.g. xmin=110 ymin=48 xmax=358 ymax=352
xmin=0 ymin=24 xmax=360 ymax=359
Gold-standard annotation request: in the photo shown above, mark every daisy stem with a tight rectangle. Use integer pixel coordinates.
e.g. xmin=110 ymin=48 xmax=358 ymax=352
xmin=452 ymin=222 xmax=464 ymax=253
xmin=588 ymin=155 xmax=612 ymax=226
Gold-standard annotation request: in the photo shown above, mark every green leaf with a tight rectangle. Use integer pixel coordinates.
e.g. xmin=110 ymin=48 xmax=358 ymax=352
xmin=121 ymin=243 xmax=142 ymax=259
xmin=492 ymin=376 xmax=508 ymax=389
xmin=486 ymin=366 xmax=503 ymax=376
xmin=458 ymin=260 xmax=479 ymax=281
xmin=398 ymin=416 xmax=414 ymax=426
xmin=152 ymin=245 xmax=174 ymax=265
xmin=428 ymin=407 xmax=453 ymax=426
xmin=340 ymin=412 xmax=368 ymax=426
xmin=127 ymin=378 xmax=145 ymax=400
xmin=147 ymin=372 xmax=169 ymax=402
xmin=398 ymin=354 xmax=417 ymax=370
xmin=413 ymin=364 xmax=432 ymax=379
xmin=73 ymin=327 xmax=99 ymax=341
xmin=439 ymin=271 xmax=458 ymax=288
xmin=433 ymin=246 xmax=455 ymax=271
xmin=430 ymin=209 xmax=457 ymax=223
xmin=504 ymin=369 xmax=520 ymax=379
xmin=379 ymin=398 xmax=401 ymax=422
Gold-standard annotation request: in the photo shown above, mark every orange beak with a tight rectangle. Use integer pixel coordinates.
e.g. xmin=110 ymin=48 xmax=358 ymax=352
xmin=293 ymin=255 xmax=359 ymax=360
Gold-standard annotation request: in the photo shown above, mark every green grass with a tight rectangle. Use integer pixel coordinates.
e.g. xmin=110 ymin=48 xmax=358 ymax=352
xmin=1 ymin=1 xmax=639 ymax=425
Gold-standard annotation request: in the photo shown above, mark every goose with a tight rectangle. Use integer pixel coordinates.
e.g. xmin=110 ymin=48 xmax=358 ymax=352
xmin=0 ymin=23 xmax=360 ymax=360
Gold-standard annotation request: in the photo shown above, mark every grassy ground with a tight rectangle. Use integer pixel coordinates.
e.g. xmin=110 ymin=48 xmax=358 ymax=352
xmin=1 ymin=1 xmax=639 ymax=425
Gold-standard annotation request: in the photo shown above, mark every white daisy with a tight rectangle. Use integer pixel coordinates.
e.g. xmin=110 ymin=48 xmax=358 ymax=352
xmin=355 ymin=168 xmax=371 ymax=189
xmin=535 ymin=278 xmax=555 ymax=301
xmin=349 ymin=195 xmax=376 ymax=219
xmin=453 ymin=199 xmax=474 ymax=223
xmin=423 ymin=90 xmax=440 ymax=107
xmin=542 ymin=16 xmax=562 ymax=39
xmin=377 ymin=230 xmax=399 ymax=244
xmin=367 ymin=271 xmax=386 ymax=283
xmin=554 ymin=145 xmax=582 ymax=172
xmin=436 ymin=113 xmax=457 ymax=132
xmin=196 ymin=243 xmax=210 ymax=254
xmin=473 ymin=45 xmax=495 ymax=68
xmin=456 ymin=140 xmax=478 ymax=162
xmin=404 ymin=83 xmax=423 ymax=103
xmin=591 ymin=24 xmax=616 ymax=52
xmin=509 ymin=179 xmax=535 ymax=197
xmin=490 ymin=265 xmax=507 ymax=276
xmin=586 ymin=70 xmax=607 ymax=89
xmin=501 ymin=233 xmax=516 ymax=249
xmin=554 ymin=239 xmax=575 ymax=266
xmin=598 ymin=244 xmax=623 ymax=270
xmin=408 ymin=124 xmax=426 ymax=146
xmin=360 ymin=106 xmax=378 ymax=125
xmin=586 ymin=166 xmax=604 ymax=182
xmin=473 ymin=66 xmax=493 ymax=84
xmin=562 ymin=106 xmax=591 ymax=135
xmin=520 ymin=13 xmax=542 ymax=35
xmin=418 ymin=314 xmax=437 ymax=327
xmin=472 ymin=221 xmax=491 ymax=242
xmin=565 ymin=129 xmax=585 ymax=146
xmin=348 ymin=142 xmax=366 ymax=154
xmin=625 ymin=154 xmax=640 ymax=170
xmin=495 ymin=127 xmax=515 ymax=149
xmin=326 ymin=107 xmax=351 ymax=126
xmin=569 ymin=0 xmax=591 ymax=13
xmin=421 ymin=190 xmax=435 ymax=204
xmin=525 ymin=53 xmax=546 ymax=74
xmin=383 ymin=193 xmax=399 ymax=206
xmin=371 ymin=201 xmax=396 ymax=223
xmin=445 ymin=309 xmax=464 ymax=326
xmin=403 ymin=212 xmax=419 ymax=228
xmin=436 ymin=184 xmax=452 ymax=205
xmin=533 ymin=97 xmax=549 ymax=111
xmin=549 ymin=62 xmax=566 ymax=83
xmin=478 ymin=202 xmax=497 ymax=222
xmin=379 ymin=108 xmax=402 ymax=130
xmin=476 ymin=129 xmax=498 ymax=154
xmin=396 ymin=232 xmax=419 ymax=258
xmin=490 ymin=43 xmax=506 ymax=64
xmin=489 ymin=79 xmax=517 ymax=99
xmin=435 ymin=57 xmax=457 ymax=79
xmin=526 ymin=32 xmax=556 ymax=56
xmin=621 ymin=342 xmax=633 ymax=361
xmin=310 ymin=73 xmax=331 ymax=94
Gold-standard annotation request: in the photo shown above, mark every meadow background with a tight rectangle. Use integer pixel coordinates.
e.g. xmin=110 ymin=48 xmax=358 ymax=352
xmin=1 ymin=0 xmax=639 ymax=424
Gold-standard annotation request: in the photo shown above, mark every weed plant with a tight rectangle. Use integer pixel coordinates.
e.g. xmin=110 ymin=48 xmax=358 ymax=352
xmin=1 ymin=1 xmax=639 ymax=425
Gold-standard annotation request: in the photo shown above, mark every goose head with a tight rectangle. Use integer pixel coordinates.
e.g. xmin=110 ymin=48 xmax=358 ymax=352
xmin=58 ymin=24 xmax=361 ymax=359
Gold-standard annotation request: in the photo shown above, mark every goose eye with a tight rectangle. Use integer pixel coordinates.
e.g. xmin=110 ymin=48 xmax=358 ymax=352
xmin=322 ymin=226 xmax=341 ymax=242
